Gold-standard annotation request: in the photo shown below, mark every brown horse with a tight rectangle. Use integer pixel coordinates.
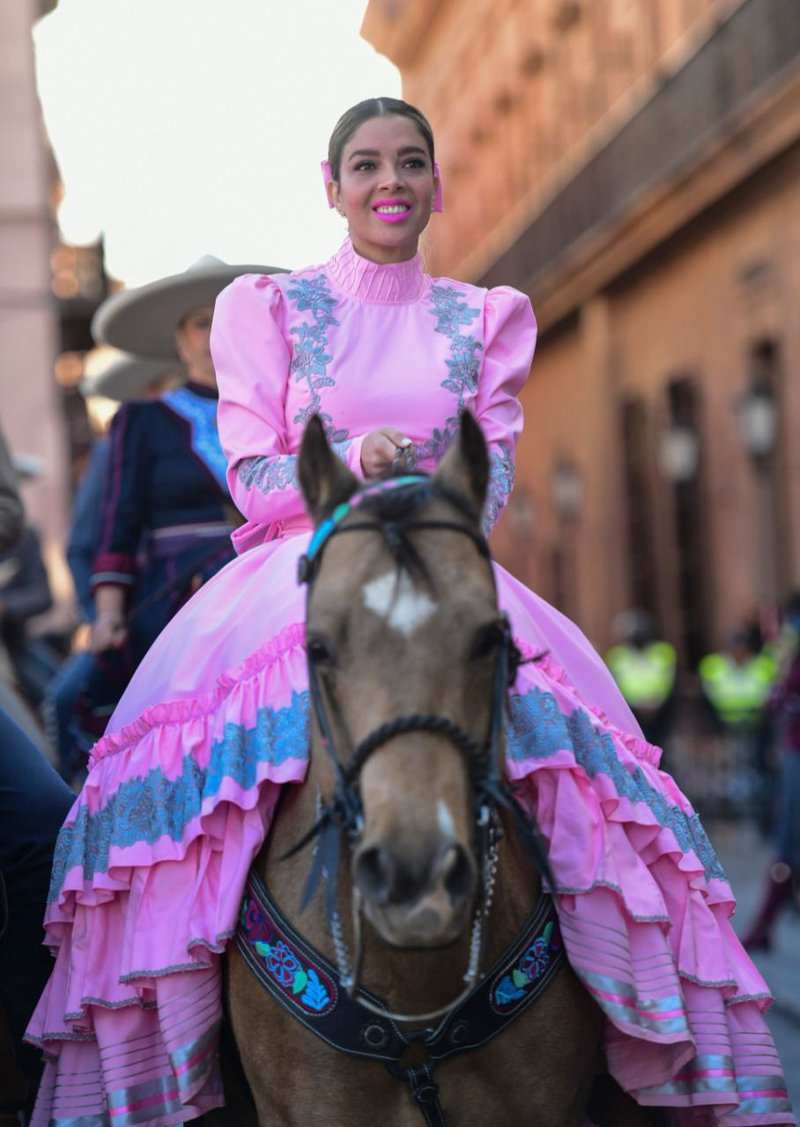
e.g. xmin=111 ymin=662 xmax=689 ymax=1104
xmin=222 ymin=414 xmax=652 ymax=1127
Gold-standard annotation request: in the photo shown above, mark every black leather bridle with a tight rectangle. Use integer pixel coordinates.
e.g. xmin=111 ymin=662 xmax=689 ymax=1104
xmin=289 ymin=473 xmax=550 ymax=1023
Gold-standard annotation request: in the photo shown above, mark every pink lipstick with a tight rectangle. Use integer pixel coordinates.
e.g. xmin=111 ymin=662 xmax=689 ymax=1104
xmin=373 ymin=198 xmax=412 ymax=223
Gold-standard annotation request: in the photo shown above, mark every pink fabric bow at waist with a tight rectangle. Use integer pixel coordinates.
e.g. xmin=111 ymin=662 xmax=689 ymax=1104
xmin=232 ymin=516 xmax=313 ymax=555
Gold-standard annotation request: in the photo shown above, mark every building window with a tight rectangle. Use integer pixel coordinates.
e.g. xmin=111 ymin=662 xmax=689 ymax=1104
xmin=738 ymin=338 xmax=788 ymax=622
xmin=665 ymin=375 xmax=708 ymax=667
xmin=620 ymin=397 xmax=657 ymax=618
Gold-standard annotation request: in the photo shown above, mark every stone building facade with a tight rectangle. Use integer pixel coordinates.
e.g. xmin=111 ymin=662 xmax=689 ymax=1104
xmin=363 ymin=0 xmax=800 ymax=664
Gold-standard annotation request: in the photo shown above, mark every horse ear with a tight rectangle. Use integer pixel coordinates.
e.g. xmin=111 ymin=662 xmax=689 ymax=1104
xmin=298 ymin=415 xmax=359 ymax=524
xmin=433 ymin=410 xmax=489 ymax=520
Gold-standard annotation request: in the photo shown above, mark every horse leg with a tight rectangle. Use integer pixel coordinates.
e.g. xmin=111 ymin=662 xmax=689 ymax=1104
xmin=586 ymin=1073 xmax=667 ymax=1126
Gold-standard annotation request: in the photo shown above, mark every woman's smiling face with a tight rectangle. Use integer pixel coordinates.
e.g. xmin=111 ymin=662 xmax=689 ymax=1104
xmin=329 ymin=114 xmax=439 ymax=265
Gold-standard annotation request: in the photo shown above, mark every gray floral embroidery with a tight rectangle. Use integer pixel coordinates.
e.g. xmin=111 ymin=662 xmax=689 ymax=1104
xmin=236 ymin=275 xmax=352 ymax=496
xmin=417 ymin=286 xmax=482 ymax=464
xmin=419 ymin=285 xmax=513 ymax=532
xmin=485 ymin=445 xmax=515 ymax=532
xmin=286 ymin=275 xmax=349 ymax=444
xmin=237 ymin=454 xmax=298 ymax=494
xmin=49 ymin=693 xmax=310 ymax=900
xmin=506 ymin=686 xmax=726 ymax=882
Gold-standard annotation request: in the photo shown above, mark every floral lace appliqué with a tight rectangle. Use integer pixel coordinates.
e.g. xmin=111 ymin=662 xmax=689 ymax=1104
xmin=286 ymin=275 xmax=349 ymax=444
xmin=485 ymin=445 xmax=515 ymax=533
xmin=237 ymin=444 xmax=352 ymax=496
xmin=506 ymin=686 xmax=726 ymax=882
xmin=417 ymin=285 xmax=482 ymax=465
xmin=49 ymin=692 xmax=310 ymax=899
xmin=235 ymin=274 xmax=352 ymax=496
xmin=419 ymin=285 xmax=513 ymax=533
xmin=237 ymin=454 xmax=298 ymax=494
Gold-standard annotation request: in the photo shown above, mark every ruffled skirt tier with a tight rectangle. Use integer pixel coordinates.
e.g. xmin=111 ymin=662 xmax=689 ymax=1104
xmin=26 ymin=536 xmax=794 ymax=1125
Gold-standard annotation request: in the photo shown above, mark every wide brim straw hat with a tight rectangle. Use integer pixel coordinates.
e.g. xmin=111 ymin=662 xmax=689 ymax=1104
xmin=80 ymin=348 xmax=186 ymax=402
xmin=92 ymin=254 xmax=289 ymax=358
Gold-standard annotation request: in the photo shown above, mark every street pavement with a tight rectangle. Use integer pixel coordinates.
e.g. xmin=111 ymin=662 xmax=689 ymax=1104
xmin=707 ymin=818 xmax=800 ymax=1114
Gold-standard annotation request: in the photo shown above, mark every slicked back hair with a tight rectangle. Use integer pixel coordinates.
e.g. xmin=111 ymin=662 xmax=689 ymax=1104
xmin=327 ymin=97 xmax=435 ymax=182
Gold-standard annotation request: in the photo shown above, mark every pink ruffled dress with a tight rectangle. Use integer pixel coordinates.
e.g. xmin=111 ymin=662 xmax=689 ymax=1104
xmin=26 ymin=239 xmax=794 ymax=1125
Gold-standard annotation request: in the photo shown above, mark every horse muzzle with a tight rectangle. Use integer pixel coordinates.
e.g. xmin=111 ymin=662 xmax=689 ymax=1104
xmin=353 ymin=838 xmax=477 ymax=948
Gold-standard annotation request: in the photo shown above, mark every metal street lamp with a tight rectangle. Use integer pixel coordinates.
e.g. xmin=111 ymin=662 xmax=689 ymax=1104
xmin=737 ymin=376 xmax=780 ymax=614
xmin=737 ymin=382 xmax=777 ymax=469
xmin=551 ymin=460 xmax=583 ymax=522
xmin=658 ymin=424 xmax=699 ymax=484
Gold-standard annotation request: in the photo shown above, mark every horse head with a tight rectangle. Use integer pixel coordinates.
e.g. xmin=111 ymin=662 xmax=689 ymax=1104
xmin=297 ymin=412 xmax=511 ymax=951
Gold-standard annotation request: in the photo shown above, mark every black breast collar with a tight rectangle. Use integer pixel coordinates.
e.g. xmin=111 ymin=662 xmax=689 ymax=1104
xmin=236 ymin=870 xmax=564 ymax=1126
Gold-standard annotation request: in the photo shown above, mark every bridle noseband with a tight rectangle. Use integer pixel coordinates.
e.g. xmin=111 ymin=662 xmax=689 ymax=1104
xmin=288 ymin=474 xmax=547 ymax=1024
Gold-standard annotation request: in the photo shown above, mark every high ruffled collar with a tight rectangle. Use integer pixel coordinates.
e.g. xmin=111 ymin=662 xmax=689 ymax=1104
xmin=326 ymin=239 xmax=425 ymax=304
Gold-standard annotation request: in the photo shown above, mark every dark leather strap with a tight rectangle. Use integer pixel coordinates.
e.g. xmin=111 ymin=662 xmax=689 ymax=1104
xmin=235 ymin=871 xmax=565 ymax=1122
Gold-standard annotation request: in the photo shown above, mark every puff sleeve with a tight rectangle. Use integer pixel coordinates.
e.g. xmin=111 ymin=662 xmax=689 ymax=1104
xmin=473 ymin=286 xmax=537 ymax=533
xmin=212 ymin=274 xmax=366 ymax=551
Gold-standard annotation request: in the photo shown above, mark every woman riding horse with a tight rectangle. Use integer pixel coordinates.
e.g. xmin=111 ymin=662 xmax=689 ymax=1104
xmin=26 ymin=98 xmax=793 ymax=1125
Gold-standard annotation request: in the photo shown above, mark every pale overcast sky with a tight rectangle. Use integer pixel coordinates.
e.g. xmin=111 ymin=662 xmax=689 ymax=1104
xmin=33 ymin=0 xmax=400 ymax=285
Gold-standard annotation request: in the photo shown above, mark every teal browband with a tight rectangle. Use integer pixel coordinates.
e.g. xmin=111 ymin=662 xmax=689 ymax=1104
xmin=303 ymin=474 xmax=429 ymax=570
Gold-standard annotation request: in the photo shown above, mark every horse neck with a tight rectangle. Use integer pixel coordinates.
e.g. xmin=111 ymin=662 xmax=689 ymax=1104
xmin=261 ymin=776 xmax=543 ymax=1018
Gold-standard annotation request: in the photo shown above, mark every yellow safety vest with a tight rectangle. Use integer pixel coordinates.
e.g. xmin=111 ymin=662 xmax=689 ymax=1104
xmin=698 ymin=652 xmax=777 ymax=728
xmin=606 ymin=642 xmax=676 ymax=710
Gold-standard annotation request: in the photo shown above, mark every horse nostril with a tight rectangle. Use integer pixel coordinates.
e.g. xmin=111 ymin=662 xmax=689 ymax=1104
xmin=353 ymin=846 xmax=395 ymax=905
xmin=355 ymin=842 xmax=476 ymax=908
xmin=440 ymin=844 xmax=476 ymax=902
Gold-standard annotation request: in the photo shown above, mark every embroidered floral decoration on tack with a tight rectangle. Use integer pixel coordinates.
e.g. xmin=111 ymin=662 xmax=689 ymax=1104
xmin=239 ymin=884 xmax=337 ymax=1016
xmin=491 ymin=919 xmax=562 ymax=1013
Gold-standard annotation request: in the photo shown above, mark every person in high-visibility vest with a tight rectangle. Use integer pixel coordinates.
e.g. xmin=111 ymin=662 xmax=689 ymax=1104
xmin=699 ymin=628 xmax=778 ymax=826
xmin=699 ymin=629 xmax=777 ymax=731
xmin=606 ymin=610 xmax=677 ymax=749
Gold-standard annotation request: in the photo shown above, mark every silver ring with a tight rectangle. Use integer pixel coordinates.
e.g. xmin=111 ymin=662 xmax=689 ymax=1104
xmin=392 ymin=445 xmax=417 ymax=471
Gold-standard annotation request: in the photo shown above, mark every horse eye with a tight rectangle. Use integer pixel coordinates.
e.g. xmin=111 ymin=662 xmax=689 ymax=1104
xmin=307 ymin=636 xmax=334 ymax=665
xmin=470 ymin=621 xmax=505 ymax=661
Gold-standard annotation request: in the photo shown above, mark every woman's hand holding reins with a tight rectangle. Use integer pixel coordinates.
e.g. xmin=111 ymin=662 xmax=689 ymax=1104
xmin=361 ymin=429 xmax=415 ymax=479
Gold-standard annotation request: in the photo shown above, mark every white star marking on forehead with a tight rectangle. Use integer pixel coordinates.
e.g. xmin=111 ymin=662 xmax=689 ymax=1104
xmin=362 ymin=570 xmax=437 ymax=636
